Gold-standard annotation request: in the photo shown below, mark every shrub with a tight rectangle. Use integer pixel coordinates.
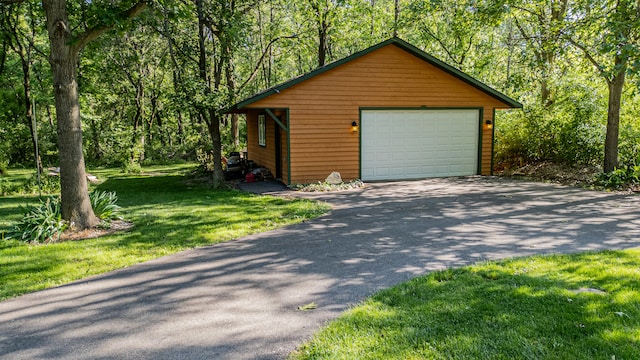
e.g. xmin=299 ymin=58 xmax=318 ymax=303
xmin=619 ymin=125 xmax=640 ymax=167
xmin=121 ymin=159 xmax=142 ymax=174
xmin=495 ymin=82 xmax=607 ymax=169
xmin=594 ymin=166 xmax=640 ymax=190
xmin=0 ymin=178 xmax=19 ymax=195
xmin=0 ymin=159 xmax=7 ymax=175
xmin=6 ymin=197 xmax=67 ymax=243
xmin=4 ymin=191 xmax=122 ymax=243
xmin=89 ymin=190 xmax=122 ymax=221
xmin=23 ymin=174 xmax=60 ymax=194
xmin=0 ymin=172 xmax=60 ymax=196
xmin=290 ymin=179 xmax=365 ymax=192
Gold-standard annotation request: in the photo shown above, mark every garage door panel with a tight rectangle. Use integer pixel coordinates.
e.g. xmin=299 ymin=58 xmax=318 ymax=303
xmin=375 ymin=152 xmax=391 ymax=161
xmin=361 ymin=109 xmax=479 ymax=181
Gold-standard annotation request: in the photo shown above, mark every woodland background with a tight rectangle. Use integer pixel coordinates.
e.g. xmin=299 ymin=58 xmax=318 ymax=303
xmin=1 ymin=0 xmax=639 ymax=176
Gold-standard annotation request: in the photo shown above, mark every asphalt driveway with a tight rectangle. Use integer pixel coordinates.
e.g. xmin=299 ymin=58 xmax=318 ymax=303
xmin=1 ymin=177 xmax=639 ymax=359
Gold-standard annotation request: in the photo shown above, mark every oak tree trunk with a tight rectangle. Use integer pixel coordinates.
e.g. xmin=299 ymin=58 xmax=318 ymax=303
xmin=43 ymin=0 xmax=99 ymax=229
xmin=603 ymin=60 xmax=626 ymax=172
xmin=318 ymin=22 xmax=327 ymax=67
xmin=206 ymin=110 xmax=226 ymax=187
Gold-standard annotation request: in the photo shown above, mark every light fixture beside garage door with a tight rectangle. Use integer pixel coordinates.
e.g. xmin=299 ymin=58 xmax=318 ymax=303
xmin=351 ymin=121 xmax=359 ymax=133
xmin=484 ymin=119 xmax=493 ymax=130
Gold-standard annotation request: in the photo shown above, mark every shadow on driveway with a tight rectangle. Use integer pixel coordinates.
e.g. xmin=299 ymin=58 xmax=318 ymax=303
xmin=1 ymin=177 xmax=638 ymax=359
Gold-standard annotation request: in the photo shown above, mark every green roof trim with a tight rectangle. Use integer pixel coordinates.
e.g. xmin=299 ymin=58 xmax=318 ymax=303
xmin=225 ymin=38 xmax=522 ymax=113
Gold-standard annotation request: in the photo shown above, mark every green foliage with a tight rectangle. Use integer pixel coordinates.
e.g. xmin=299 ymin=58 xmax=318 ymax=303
xmin=5 ymin=197 xmax=67 ymax=244
xmin=495 ymin=111 xmax=600 ymax=166
xmin=495 ymin=86 xmax=606 ymax=168
xmin=121 ymin=159 xmax=142 ymax=174
xmin=0 ymin=172 xmax=60 ymax=196
xmin=294 ymin=250 xmax=640 ymax=359
xmin=196 ymin=148 xmax=216 ymax=172
xmin=290 ymin=179 xmax=365 ymax=192
xmin=1 ymin=186 xmax=123 ymax=245
xmin=24 ymin=174 xmax=61 ymax=194
xmin=1 ymin=0 xmax=638 ymax=178
xmin=594 ymin=166 xmax=640 ymax=190
xmin=89 ymin=190 xmax=122 ymax=221
xmin=619 ymin=120 xmax=640 ymax=167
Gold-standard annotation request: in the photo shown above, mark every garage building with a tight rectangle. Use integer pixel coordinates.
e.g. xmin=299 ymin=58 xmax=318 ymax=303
xmin=225 ymin=38 xmax=522 ymax=184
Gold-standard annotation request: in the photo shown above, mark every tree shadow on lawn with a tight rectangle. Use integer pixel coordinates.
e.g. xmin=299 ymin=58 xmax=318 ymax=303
xmin=0 ymin=173 xmax=324 ymax=300
xmin=94 ymin=175 xmax=325 ymax=249
xmin=0 ymin=195 xmax=41 ymax=230
xmin=312 ymin=251 xmax=640 ymax=359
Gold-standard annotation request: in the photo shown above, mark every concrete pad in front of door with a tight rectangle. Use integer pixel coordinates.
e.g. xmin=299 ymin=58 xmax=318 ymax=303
xmin=1 ymin=177 xmax=638 ymax=359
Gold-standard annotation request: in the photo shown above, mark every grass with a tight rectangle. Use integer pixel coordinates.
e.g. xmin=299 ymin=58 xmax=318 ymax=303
xmin=0 ymin=164 xmax=330 ymax=301
xmin=293 ymin=250 xmax=640 ymax=359
xmin=0 ymin=167 xmax=41 ymax=195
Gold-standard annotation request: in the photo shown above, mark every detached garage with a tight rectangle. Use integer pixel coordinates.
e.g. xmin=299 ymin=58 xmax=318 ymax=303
xmin=226 ymin=38 xmax=521 ymax=184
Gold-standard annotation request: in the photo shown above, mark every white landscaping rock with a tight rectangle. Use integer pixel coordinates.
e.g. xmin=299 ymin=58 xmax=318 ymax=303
xmin=325 ymin=172 xmax=342 ymax=185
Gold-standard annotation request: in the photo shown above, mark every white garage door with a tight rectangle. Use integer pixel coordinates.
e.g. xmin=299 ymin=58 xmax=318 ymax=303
xmin=361 ymin=109 xmax=480 ymax=181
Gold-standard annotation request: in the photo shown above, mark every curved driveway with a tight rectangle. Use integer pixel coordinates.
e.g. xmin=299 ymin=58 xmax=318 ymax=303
xmin=1 ymin=178 xmax=639 ymax=359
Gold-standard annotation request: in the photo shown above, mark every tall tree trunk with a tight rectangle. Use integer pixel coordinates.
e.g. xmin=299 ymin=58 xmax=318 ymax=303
xmin=17 ymin=42 xmax=42 ymax=173
xmin=603 ymin=58 xmax=626 ymax=172
xmin=5 ymin=3 xmax=41 ymax=172
xmin=195 ymin=0 xmax=225 ymax=187
xmin=393 ymin=0 xmax=399 ymax=37
xmin=318 ymin=20 xmax=327 ymax=67
xmin=225 ymin=49 xmax=239 ymax=147
xmin=207 ymin=110 xmax=225 ymax=186
xmin=43 ymin=0 xmax=99 ymax=229
xmin=132 ymin=78 xmax=145 ymax=163
xmin=88 ymin=113 xmax=103 ymax=161
xmin=311 ymin=1 xmax=329 ymax=67
xmin=163 ymin=8 xmax=185 ymax=145
xmin=0 ymin=40 xmax=7 ymax=75
xmin=230 ymin=113 xmax=239 ymax=147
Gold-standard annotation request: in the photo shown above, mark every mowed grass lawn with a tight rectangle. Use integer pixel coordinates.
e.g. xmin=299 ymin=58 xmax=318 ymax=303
xmin=0 ymin=164 xmax=330 ymax=301
xmin=294 ymin=250 xmax=640 ymax=359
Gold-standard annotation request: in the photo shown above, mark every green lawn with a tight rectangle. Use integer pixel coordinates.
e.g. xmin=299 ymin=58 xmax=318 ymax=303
xmin=293 ymin=250 xmax=640 ymax=359
xmin=0 ymin=164 xmax=330 ymax=301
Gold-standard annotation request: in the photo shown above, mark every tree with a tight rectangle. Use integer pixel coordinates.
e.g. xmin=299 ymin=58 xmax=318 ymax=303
xmin=308 ymin=0 xmax=344 ymax=67
xmin=565 ymin=0 xmax=640 ymax=172
xmin=1 ymin=0 xmax=45 ymax=172
xmin=166 ymin=0 xmax=258 ymax=187
xmin=42 ymin=0 xmax=146 ymax=229
xmin=508 ymin=0 xmax=569 ymax=107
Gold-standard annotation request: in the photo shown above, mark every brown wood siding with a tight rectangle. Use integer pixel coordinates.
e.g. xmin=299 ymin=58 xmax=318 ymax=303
xmin=246 ymin=110 xmax=276 ymax=176
xmin=247 ymin=44 xmax=509 ymax=183
xmin=246 ymin=109 xmax=289 ymax=181
xmin=280 ymin=124 xmax=289 ymax=182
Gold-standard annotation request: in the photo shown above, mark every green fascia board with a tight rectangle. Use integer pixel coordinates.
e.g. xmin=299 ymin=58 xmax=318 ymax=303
xmin=224 ymin=37 xmax=522 ymax=113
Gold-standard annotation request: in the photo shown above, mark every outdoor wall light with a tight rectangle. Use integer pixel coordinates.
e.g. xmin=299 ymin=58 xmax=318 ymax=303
xmin=351 ymin=121 xmax=359 ymax=133
xmin=484 ymin=119 xmax=493 ymax=130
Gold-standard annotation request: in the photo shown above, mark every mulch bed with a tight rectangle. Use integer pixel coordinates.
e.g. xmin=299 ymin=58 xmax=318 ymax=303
xmin=58 ymin=220 xmax=134 ymax=242
xmin=497 ymin=161 xmax=640 ymax=192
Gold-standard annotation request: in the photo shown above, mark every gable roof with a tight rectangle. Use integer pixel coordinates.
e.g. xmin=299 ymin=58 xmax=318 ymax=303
xmin=225 ymin=37 xmax=522 ymax=112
